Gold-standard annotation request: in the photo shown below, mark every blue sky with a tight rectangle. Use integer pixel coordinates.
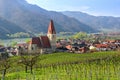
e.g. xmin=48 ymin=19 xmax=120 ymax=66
xmin=26 ymin=0 xmax=120 ymax=17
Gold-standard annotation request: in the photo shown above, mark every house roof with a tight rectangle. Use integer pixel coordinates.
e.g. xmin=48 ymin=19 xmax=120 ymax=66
xmin=31 ymin=36 xmax=51 ymax=48
xmin=95 ymin=44 xmax=109 ymax=48
xmin=31 ymin=37 xmax=42 ymax=47
xmin=66 ymin=45 xmax=72 ymax=50
xmin=72 ymin=43 xmax=87 ymax=48
xmin=40 ymin=36 xmax=51 ymax=48
xmin=16 ymin=43 xmax=28 ymax=47
xmin=47 ymin=20 xmax=56 ymax=34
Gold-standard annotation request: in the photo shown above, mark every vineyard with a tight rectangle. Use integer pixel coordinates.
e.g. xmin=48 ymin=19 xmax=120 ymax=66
xmin=0 ymin=51 xmax=120 ymax=80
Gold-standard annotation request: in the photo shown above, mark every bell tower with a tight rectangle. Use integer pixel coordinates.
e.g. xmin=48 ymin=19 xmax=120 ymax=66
xmin=47 ymin=20 xmax=56 ymax=51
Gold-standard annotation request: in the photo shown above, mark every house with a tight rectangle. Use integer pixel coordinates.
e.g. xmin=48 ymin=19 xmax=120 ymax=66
xmin=27 ymin=20 xmax=56 ymax=54
xmin=89 ymin=45 xmax=97 ymax=52
xmin=66 ymin=42 xmax=89 ymax=53
xmin=94 ymin=44 xmax=109 ymax=51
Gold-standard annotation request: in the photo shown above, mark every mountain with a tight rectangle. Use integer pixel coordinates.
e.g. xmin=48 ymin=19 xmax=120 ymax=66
xmin=0 ymin=0 xmax=96 ymax=36
xmin=0 ymin=17 xmax=26 ymax=39
xmin=62 ymin=11 xmax=120 ymax=32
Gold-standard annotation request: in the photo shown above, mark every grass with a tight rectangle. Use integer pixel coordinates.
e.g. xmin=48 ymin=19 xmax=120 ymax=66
xmin=38 ymin=51 xmax=119 ymax=66
xmin=0 ymin=51 xmax=120 ymax=80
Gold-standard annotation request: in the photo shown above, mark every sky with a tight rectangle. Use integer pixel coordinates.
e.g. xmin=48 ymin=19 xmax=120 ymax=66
xmin=26 ymin=0 xmax=120 ymax=17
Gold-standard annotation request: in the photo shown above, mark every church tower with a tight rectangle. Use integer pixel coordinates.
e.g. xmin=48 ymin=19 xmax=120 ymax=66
xmin=47 ymin=20 xmax=56 ymax=51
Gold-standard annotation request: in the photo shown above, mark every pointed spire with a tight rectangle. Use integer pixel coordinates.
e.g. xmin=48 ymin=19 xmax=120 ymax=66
xmin=47 ymin=20 xmax=56 ymax=34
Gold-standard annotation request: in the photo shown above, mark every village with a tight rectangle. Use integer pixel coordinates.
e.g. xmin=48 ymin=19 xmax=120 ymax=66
xmin=0 ymin=20 xmax=120 ymax=58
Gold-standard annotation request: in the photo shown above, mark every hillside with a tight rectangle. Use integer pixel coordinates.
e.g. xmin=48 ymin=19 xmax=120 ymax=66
xmin=62 ymin=11 xmax=120 ymax=32
xmin=0 ymin=51 xmax=120 ymax=79
xmin=0 ymin=17 xmax=26 ymax=39
xmin=0 ymin=0 xmax=96 ymax=36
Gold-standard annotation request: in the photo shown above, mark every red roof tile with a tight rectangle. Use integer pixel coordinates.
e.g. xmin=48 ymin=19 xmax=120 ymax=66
xmin=40 ymin=36 xmax=51 ymax=48
xmin=31 ymin=37 xmax=42 ymax=47
xmin=16 ymin=43 xmax=28 ymax=47
xmin=95 ymin=44 xmax=108 ymax=48
xmin=66 ymin=45 xmax=72 ymax=50
xmin=47 ymin=20 xmax=56 ymax=34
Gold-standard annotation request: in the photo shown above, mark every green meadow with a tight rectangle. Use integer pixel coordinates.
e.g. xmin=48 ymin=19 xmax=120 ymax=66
xmin=0 ymin=51 xmax=120 ymax=80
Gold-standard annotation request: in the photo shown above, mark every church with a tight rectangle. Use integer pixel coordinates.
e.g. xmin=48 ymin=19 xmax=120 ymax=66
xmin=28 ymin=20 xmax=56 ymax=54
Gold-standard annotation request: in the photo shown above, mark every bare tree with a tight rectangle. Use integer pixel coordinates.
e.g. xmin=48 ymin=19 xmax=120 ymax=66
xmin=19 ymin=55 xmax=39 ymax=74
xmin=0 ymin=53 xmax=11 ymax=80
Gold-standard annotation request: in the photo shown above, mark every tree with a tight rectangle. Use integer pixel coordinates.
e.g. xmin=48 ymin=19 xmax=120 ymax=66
xmin=72 ymin=32 xmax=87 ymax=39
xmin=19 ymin=55 xmax=39 ymax=74
xmin=0 ymin=53 xmax=11 ymax=80
xmin=11 ymin=41 xmax=17 ymax=47
xmin=25 ymin=38 xmax=31 ymax=43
